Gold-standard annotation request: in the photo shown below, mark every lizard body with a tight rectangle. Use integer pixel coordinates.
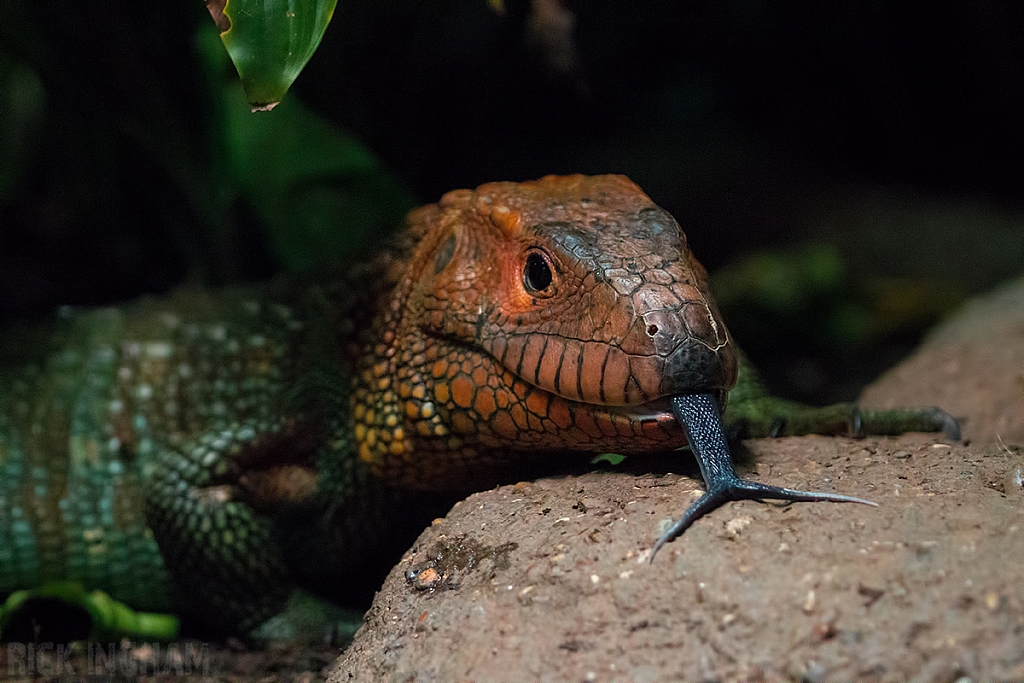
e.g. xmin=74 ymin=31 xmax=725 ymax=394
xmin=0 ymin=175 xmax=955 ymax=639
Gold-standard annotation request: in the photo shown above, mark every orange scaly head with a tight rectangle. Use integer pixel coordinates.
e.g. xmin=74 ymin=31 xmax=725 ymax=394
xmin=351 ymin=174 xmax=738 ymax=488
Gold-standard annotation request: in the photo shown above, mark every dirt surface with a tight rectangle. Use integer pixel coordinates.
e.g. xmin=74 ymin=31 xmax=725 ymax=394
xmin=330 ymin=278 xmax=1024 ymax=683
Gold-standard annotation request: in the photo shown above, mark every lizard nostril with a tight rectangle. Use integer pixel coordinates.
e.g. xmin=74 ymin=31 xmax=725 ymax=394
xmin=646 ymin=324 xmax=660 ymax=336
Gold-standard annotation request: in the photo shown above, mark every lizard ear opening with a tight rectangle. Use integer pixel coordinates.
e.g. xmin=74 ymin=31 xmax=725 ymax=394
xmin=434 ymin=232 xmax=457 ymax=274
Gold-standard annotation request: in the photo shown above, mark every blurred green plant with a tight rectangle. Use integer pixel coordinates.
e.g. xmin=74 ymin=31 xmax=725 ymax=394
xmin=0 ymin=5 xmax=415 ymax=316
xmin=0 ymin=56 xmax=46 ymax=208
xmin=714 ymin=244 xmax=845 ymax=307
xmin=713 ymin=243 xmax=962 ymax=349
xmin=590 ymin=453 xmax=627 ymax=467
xmin=712 ymin=243 xmax=964 ymax=402
xmin=205 ymin=0 xmax=337 ymax=111
xmin=195 ymin=23 xmax=416 ymax=272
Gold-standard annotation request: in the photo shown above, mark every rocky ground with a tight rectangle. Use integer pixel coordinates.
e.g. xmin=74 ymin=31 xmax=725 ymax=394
xmin=330 ymin=276 xmax=1024 ymax=683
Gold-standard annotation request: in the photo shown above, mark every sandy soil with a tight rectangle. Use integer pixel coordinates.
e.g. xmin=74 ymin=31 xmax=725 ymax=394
xmin=330 ymin=277 xmax=1024 ymax=683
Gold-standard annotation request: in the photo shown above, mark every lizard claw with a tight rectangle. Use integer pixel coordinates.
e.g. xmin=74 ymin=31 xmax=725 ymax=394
xmin=858 ymin=406 xmax=962 ymax=441
xmin=938 ymin=409 xmax=962 ymax=441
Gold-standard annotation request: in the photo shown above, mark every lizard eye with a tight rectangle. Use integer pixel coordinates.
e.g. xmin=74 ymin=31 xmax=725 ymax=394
xmin=523 ymin=250 xmax=554 ymax=293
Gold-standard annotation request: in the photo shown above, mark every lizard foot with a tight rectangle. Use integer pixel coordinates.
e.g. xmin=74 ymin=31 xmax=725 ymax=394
xmin=250 ymin=590 xmax=364 ymax=647
xmin=651 ymin=393 xmax=876 ymax=558
xmin=859 ymin=406 xmax=961 ymax=441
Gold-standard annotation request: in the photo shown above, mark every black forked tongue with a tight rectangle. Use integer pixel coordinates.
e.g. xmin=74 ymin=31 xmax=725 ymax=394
xmin=651 ymin=393 xmax=876 ymax=558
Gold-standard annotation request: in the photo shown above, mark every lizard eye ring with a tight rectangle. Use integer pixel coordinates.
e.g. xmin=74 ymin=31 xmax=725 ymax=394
xmin=523 ymin=250 xmax=555 ymax=294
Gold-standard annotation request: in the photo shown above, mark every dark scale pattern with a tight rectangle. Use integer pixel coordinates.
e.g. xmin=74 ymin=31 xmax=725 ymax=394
xmin=100 ymin=293 xmax=315 ymax=632
xmin=142 ymin=437 xmax=292 ymax=634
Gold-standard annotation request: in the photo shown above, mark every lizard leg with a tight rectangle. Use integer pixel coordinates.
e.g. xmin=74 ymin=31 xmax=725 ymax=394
xmin=724 ymin=397 xmax=960 ymax=441
xmin=724 ymin=359 xmax=960 ymax=440
xmin=858 ymin=406 xmax=960 ymax=440
xmin=142 ymin=421 xmax=307 ymax=638
xmin=652 ymin=393 xmax=876 ymax=556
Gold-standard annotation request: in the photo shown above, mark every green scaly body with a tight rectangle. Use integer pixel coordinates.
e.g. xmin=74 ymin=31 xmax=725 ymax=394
xmin=0 ymin=280 xmax=416 ymax=638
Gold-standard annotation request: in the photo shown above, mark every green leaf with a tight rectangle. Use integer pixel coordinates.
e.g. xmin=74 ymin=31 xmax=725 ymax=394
xmin=591 ymin=452 xmax=627 ymax=467
xmin=221 ymin=83 xmax=416 ymax=272
xmin=207 ymin=0 xmax=338 ymax=111
xmin=0 ymin=582 xmax=179 ymax=642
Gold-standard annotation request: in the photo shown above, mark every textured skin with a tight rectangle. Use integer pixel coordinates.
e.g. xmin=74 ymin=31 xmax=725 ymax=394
xmin=0 ymin=175 xmax=943 ymax=637
xmin=0 ymin=272 xmax=412 ymax=634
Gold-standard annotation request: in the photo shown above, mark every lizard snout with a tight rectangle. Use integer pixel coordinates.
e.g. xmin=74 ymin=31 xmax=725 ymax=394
xmin=659 ymin=314 xmax=733 ymax=396
xmin=618 ymin=285 xmax=737 ymax=401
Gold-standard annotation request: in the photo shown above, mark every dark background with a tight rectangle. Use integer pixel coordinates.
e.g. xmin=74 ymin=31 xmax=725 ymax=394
xmin=2 ymin=0 xmax=1023 ymax=402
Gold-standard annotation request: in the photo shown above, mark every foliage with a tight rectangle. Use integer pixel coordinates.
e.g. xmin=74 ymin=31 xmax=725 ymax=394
xmin=590 ymin=453 xmax=627 ymax=467
xmin=712 ymin=243 xmax=964 ymax=402
xmin=198 ymin=22 xmax=416 ymax=272
xmin=0 ymin=7 xmax=414 ymax=318
xmin=208 ymin=0 xmax=338 ymax=110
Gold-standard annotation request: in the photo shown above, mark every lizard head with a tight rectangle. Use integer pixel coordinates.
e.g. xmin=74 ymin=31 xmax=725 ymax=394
xmin=352 ymin=174 xmax=738 ymax=488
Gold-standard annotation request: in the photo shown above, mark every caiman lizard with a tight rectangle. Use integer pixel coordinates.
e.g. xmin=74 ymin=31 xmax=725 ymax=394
xmin=0 ymin=175 xmax=958 ymax=641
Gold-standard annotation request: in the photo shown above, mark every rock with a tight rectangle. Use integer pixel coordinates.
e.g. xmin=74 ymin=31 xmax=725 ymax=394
xmin=861 ymin=275 xmax=1024 ymax=444
xmin=330 ymin=278 xmax=1024 ymax=682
